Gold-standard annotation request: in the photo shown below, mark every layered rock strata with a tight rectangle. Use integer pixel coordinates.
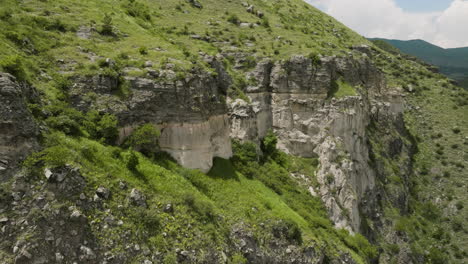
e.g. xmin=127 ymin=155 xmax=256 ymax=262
xmin=71 ymin=57 xmax=232 ymax=172
xmin=229 ymin=53 xmax=405 ymax=232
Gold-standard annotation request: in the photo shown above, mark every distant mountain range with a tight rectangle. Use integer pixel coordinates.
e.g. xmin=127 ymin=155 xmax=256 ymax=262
xmin=369 ymin=38 xmax=468 ymax=89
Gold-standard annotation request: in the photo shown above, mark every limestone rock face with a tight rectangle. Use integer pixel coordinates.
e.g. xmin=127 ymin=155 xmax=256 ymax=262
xmin=71 ymin=57 xmax=233 ymax=171
xmin=0 ymin=73 xmax=39 ymax=176
xmin=158 ymin=115 xmax=232 ymax=173
xmin=229 ymin=54 xmax=404 ymax=232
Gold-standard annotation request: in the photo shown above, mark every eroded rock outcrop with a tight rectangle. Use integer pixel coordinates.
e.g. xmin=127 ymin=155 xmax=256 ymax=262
xmin=0 ymin=73 xmax=39 ymax=177
xmin=71 ymin=56 xmax=232 ymax=172
xmin=229 ymin=53 xmax=405 ymax=232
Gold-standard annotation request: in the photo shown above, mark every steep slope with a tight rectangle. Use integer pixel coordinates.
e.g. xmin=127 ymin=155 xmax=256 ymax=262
xmin=370 ymin=38 xmax=468 ymax=88
xmin=0 ymin=0 xmax=467 ymax=264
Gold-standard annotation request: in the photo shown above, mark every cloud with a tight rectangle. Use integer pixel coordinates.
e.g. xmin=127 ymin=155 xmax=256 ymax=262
xmin=306 ymin=0 xmax=468 ymax=48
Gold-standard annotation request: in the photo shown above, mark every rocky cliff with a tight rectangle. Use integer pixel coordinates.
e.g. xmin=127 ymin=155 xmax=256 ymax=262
xmin=229 ymin=51 xmax=407 ymax=234
xmin=0 ymin=73 xmax=39 ymax=177
xmin=0 ymin=0 xmax=466 ymax=263
xmin=69 ymin=56 xmax=233 ymax=172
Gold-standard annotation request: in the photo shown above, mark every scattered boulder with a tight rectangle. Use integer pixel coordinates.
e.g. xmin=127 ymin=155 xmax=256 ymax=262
xmin=44 ymin=168 xmax=53 ymax=181
xmin=119 ymin=180 xmax=128 ymax=190
xmin=79 ymin=245 xmax=96 ymax=261
xmin=0 ymin=73 xmax=39 ymax=175
xmin=163 ymin=203 xmax=174 ymax=213
xmin=96 ymin=187 xmax=110 ymax=200
xmin=15 ymin=247 xmax=33 ymax=263
xmin=55 ymin=252 xmax=64 ymax=263
xmin=0 ymin=217 xmax=8 ymax=224
xmin=76 ymin=26 xmax=95 ymax=39
xmin=187 ymin=0 xmax=202 ymax=9
xmin=129 ymin=188 xmax=147 ymax=207
xmin=144 ymin=61 xmax=153 ymax=68
xmin=70 ymin=209 xmax=85 ymax=222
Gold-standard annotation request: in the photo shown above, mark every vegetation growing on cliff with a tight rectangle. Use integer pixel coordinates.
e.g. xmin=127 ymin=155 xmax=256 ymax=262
xmin=20 ymin=131 xmax=376 ymax=263
xmin=0 ymin=0 xmax=466 ymax=263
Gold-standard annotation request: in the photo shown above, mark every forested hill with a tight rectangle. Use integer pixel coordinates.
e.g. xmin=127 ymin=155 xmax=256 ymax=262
xmin=370 ymin=38 xmax=468 ymax=88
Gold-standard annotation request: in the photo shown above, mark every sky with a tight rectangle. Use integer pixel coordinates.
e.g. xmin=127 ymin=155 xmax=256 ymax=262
xmin=305 ymin=0 xmax=468 ymax=48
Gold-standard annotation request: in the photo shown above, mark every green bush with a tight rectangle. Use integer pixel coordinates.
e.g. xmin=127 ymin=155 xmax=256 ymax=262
xmin=5 ymin=31 xmax=24 ymax=46
xmin=338 ymin=229 xmax=378 ymax=261
xmin=260 ymin=130 xmax=288 ymax=165
xmin=261 ymin=130 xmax=278 ymax=157
xmin=272 ymin=219 xmax=303 ymax=244
xmin=163 ymin=252 xmax=177 ymax=264
xmin=82 ymin=111 xmax=119 ymax=144
xmin=24 ymin=143 xmax=73 ymax=168
xmin=0 ymin=55 xmax=28 ymax=82
xmin=44 ymin=106 xmax=84 ymax=136
xmin=241 ymin=56 xmax=257 ymax=69
xmin=427 ymin=247 xmax=446 ymax=264
xmin=229 ymin=254 xmax=247 ymax=264
xmin=100 ymin=13 xmax=114 ymax=35
xmin=261 ymin=17 xmax=270 ymax=28
xmin=127 ymin=151 xmax=140 ymax=173
xmin=421 ymin=202 xmax=440 ymax=221
xmin=123 ymin=0 xmax=152 ymax=21
xmin=45 ymin=18 xmax=67 ymax=32
xmin=308 ymin=52 xmax=321 ymax=66
xmin=231 ymin=140 xmax=259 ymax=178
xmin=124 ymin=123 xmax=160 ymax=155
xmin=231 ymin=140 xmax=258 ymax=164
xmin=227 ymin=14 xmax=240 ymax=25
xmin=97 ymin=114 xmax=119 ymax=142
xmin=0 ymin=8 xmax=13 ymax=21
xmin=139 ymin=46 xmax=148 ymax=55
xmin=129 ymin=207 xmax=160 ymax=235
xmin=54 ymin=75 xmax=72 ymax=90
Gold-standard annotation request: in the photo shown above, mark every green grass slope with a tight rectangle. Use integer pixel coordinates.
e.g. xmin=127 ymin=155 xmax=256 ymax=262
xmin=18 ymin=131 xmax=376 ymax=263
xmin=372 ymin=43 xmax=468 ymax=262
xmin=0 ymin=0 xmax=466 ymax=263
xmin=0 ymin=0 xmax=367 ymax=91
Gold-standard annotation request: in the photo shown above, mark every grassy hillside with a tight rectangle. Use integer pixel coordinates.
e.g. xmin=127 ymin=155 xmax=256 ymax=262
xmin=19 ymin=131 xmax=375 ymax=263
xmin=0 ymin=0 xmax=366 ymax=91
xmin=0 ymin=0 xmax=377 ymax=263
xmin=0 ymin=0 xmax=467 ymax=263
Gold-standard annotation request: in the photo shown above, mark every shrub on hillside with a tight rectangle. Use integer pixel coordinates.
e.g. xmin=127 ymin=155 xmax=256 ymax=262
xmin=308 ymin=52 xmax=321 ymax=66
xmin=127 ymin=151 xmax=139 ymax=173
xmin=261 ymin=130 xmax=288 ymax=165
xmin=139 ymin=46 xmax=148 ymax=55
xmin=272 ymin=219 xmax=303 ymax=244
xmin=227 ymin=14 xmax=240 ymax=25
xmin=44 ymin=105 xmax=84 ymax=136
xmin=123 ymin=0 xmax=152 ymax=21
xmin=261 ymin=130 xmax=278 ymax=157
xmin=231 ymin=140 xmax=259 ymax=178
xmin=82 ymin=111 xmax=119 ymax=144
xmin=124 ymin=123 xmax=161 ymax=155
xmin=100 ymin=13 xmax=114 ymax=35
xmin=0 ymin=55 xmax=28 ymax=82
